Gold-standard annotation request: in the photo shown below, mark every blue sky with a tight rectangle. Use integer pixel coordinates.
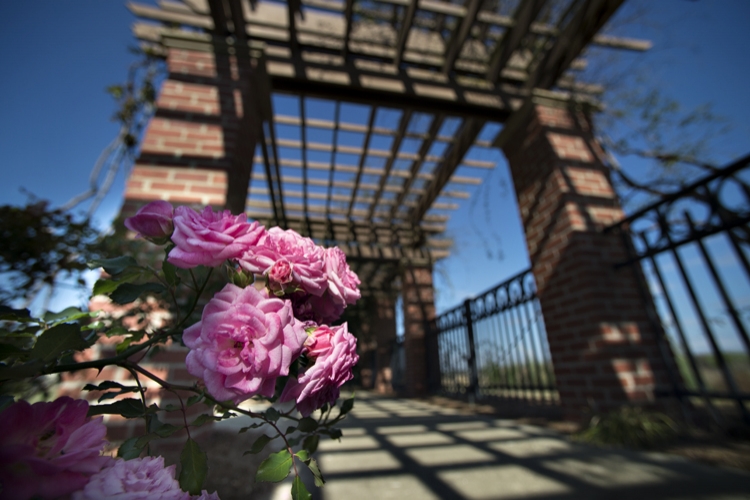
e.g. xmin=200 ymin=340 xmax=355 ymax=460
xmin=1 ymin=1 xmax=749 ymax=354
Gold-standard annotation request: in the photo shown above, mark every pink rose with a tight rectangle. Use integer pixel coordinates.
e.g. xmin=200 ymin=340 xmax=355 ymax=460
xmin=124 ymin=200 xmax=174 ymax=244
xmin=72 ymin=456 xmax=203 ymax=500
xmin=268 ymin=259 xmax=293 ymax=290
xmin=291 ymin=292 xmax=345 ymax=325
xmin=304 ymin=325 xmax=335 ymax=358
xmin=168 ymin=206 xmax=265 ymax=268
xmin=280 ymin=323 xmax=359 ymax=417
xmin=323 ymin=248 xmax=361 ymax=307
xmin=239 ymin=228 xmax=326 ymax=296
xmin=0 ymin=397 xmax=111 ymax=500
xmin=183 ymin=284 xmax=307 ymax=403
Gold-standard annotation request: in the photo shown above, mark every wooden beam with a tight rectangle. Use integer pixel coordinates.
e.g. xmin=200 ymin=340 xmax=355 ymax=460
xmin=441 ymin=0 xmax=483 ymax=76
xmin=411 ymin=117 xmax=485 ymax=224
xmin=529 ymin=0 xmax=624 ymax=90
xmin=348 ymin=107 xmax=377 ymax=217
xmin=367 ymin=109 xmax=412 ymax=220
xmin=390 ymin=114 xmax=445 ymax=219
xmin=394 ymin=0 xmax=418 ymax=67
xmin=341 ymin=0 xmax=354 ymax=59
xmin=206 ymin=0 xmax=228 ymax=34
xmin=486 ymin=0 xmax=546 ymax=83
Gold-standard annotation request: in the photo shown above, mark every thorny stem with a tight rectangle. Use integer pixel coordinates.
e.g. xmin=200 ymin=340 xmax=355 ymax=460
xmin=175 ymin=268 xmax=214 ymax=331
xmin=125 ymin=366 xmax=151 ymax=454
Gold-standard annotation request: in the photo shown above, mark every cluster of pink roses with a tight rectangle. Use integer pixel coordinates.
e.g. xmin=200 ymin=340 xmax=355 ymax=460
xmin=126 ymin=201 xmax=360 ymax=415
xmin=0 ymin=397 xmax=218 ymax=500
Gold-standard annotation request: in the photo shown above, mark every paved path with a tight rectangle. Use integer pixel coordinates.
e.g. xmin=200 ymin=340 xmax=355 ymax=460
xmin=257 ymin=392 xmax=750 ymax=500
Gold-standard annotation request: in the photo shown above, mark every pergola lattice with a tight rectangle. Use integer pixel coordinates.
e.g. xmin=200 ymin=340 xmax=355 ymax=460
xmin=128 ymin=0 xmax=648 ymax=292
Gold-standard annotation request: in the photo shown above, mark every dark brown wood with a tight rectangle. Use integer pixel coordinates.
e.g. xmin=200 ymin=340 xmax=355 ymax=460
xmin=411 ymin=117 xmax=485 ymax=224
xmin=487 ymin=0 xmax=546 ymax=82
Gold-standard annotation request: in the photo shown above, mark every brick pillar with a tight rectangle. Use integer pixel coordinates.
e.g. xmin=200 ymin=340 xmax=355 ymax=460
xmin=402 ymin=264 xmax=438 ymax=397
xmin=85 ymin=43 xmax=264 ymax=446
xmin=357 ymin=295 xmax=397 ymax=393
xmin=501 ymin=101 xmax=674 ymax=417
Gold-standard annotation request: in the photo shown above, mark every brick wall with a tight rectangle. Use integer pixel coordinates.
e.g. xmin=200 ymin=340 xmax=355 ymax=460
xmin=83 ymin=45 xmax=260 ymax=447
xmin=502 ymin=103 xmax=676 ymax=418
xmin=358 ymin=295 xmax=398 ymax=393
xmin=402 ymin=265 xmax=439 ymax=396
xmin=125 ymin=45 xmax=259 ymax=209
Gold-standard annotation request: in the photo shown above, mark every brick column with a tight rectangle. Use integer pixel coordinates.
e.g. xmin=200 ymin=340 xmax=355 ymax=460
xmin=402 ymin=264 xmax=439 ymax=396
xmin=357 ymin=295 xmax=397 ymax=393
xmin=86 ymin=44 xmax=264 ymax=446
xmin=501 ymin=101 xmax=674 ymax=417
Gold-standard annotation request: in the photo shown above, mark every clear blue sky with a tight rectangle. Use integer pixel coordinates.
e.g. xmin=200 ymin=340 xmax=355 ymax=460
xmin=1 ymin=1 xmax=749 ymax=329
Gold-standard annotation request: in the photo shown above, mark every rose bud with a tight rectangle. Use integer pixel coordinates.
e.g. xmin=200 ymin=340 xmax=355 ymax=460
xmin=124 ymin=200 xmax=174 ymax=245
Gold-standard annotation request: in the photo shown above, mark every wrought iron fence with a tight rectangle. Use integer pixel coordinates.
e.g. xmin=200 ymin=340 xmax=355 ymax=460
xmin=428 ymin=270 xmax=559 ymax=406
xmin=605 ymin=153 xmax=750 ymax=426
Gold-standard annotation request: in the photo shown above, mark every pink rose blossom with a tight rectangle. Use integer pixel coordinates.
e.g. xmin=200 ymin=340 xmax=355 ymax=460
xmin=303 ymin=325 xmax=335 ymax=358
xmin=183 ymin=284 xmax=307 ymax=403
xmin=72 ymin=456 xmax=198 ymax=500
xmin=168 ymin=206 xmax=265 ymax=269
xmin=0 ymin=397 xmax=111 ymax=500
xmin=280 ymin=323 xmax=359 ymax=417
xmin=323 ymin=248 xmax=361 ymax=307
xmin=268 ymin=260 xmax=293 ymax=288
xmin=124 ymin=200 xmax=174 ymax=244
xmin=239 ymin=228 xmax=326 ymax=296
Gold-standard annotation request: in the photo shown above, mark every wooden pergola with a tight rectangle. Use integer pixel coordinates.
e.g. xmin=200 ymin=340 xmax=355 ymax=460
xmin=128 ymin=0 xmax=648 ymax=293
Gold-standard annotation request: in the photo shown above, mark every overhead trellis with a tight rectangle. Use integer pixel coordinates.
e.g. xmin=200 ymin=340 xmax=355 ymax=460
xmin=128 ymin=0 xmax=648 ymax=291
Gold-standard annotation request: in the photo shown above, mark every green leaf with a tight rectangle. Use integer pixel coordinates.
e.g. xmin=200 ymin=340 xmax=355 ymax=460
xmin=0 ymin=306 xmax=31 ymax=320
xmin=339 ymin=396 xmax=354 ymax=416
xmin=306 ymin=457 xmax=325 ymax=487
xmin=291 ymin=476 xmax=312 ymax=500
xmin=110 ymin=283 xmax=166 ymax=305
xmin=0 ymin=360 xmax=44 ymax=381
xmin=294 ymin=450 xmax=309 ymax=462
xmin=239 ymin=423 xmax=264 ymax=433
xmin=0 ymin=343 xmax=26 ymax=359
xmin=285 ymin=426 xmax=297 ymax=434
xmin=302 ymin=434 xmax=319 ymax=454
xmin=118 ymin=436 xmax=145 ymax=460
xmin=244 ymin=434 xmax=273 ymax=455
xmin=191 ymin=414 xmax=220 ymax=427
xmin=325 ymin=428 xmax=342 ymax=440
xmin=32 ymin=323 xmax=88 ymax=364
xmin=264 ymin=407 xmax=280 ymax=422
xmin=255 ymin=449 xmax=293 ymax=483
xmin=162 ymin=260 xmax=179 ymax=287
xmin=186 ymin=394 xmax=204 ymax=407
xmin=88 ymin=398 xmax=146 ymax=419
xmin=89 ymin=256 xmax=138 ymax=275
xmin=93 ymin=279 xmax=120 ymax=296
xmin=43 ymin=307 xmax=84 ymax=324
xmin=297 ymin=417 xmax=318 ymax=433
xmin=179 ymin=438 xmax=208 ymax=495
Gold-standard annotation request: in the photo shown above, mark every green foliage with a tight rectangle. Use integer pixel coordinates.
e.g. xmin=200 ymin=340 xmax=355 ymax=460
xmin=179 ymin=438 xmax=208 ymax=495
xmin=0 ymin=222 xmax=353 ymax=500
xmin=0 ymin=200 xmax=103 ymax=307
xmin=574 ymin=406 xmax=679 ymax=449
xmin=256 ymin=449 xmax=293 ymax=483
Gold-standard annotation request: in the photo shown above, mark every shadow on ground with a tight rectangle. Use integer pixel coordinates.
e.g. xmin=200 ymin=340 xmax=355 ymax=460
xmin=296 ymin=392 xmax=750 ymax=500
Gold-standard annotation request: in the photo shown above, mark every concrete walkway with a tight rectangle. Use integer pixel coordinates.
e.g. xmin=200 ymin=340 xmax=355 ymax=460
xmin=264 ymin=391 xmax=750 ymax=500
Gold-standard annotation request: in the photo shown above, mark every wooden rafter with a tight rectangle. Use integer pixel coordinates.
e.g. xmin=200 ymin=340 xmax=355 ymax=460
xmin=486 ymin=0 xmax=546 ymax=83
xmin=529 ymin=0 xmax=624 ymax=90
xmin=411 ymin=117 xmax=485 ymax=225
xmin=347 ymin=108 xmax=377 ymax=218
xmin=367 ymin=109 xmax=412 ymax=220
xmin=390 ymin=114 xmax=445 ymax=220
xmin=394 ymin=0 xmax=418 ymax=67
xmin=441 ymin=0 xmax=484 ymax=76
xmin=129 ymin=0 xmax=647 ymax=265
